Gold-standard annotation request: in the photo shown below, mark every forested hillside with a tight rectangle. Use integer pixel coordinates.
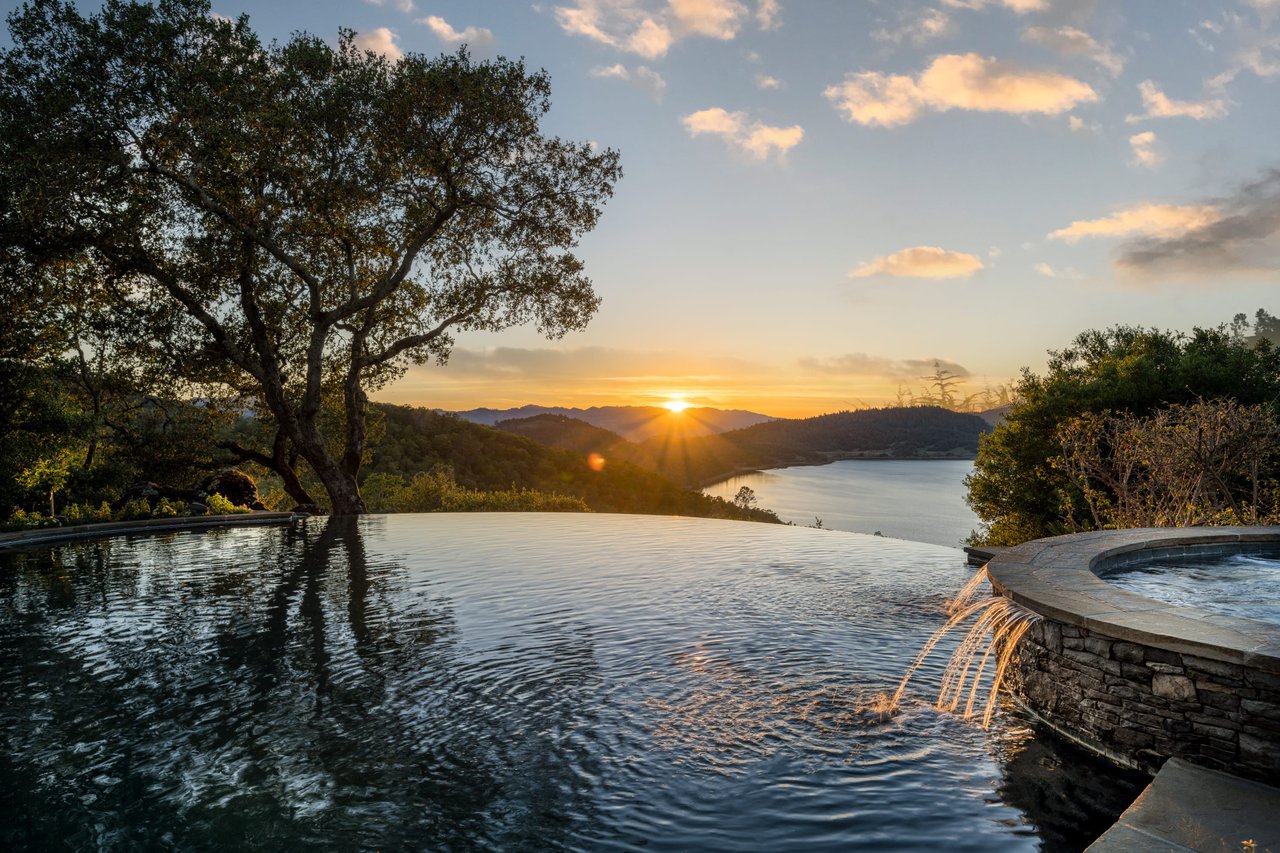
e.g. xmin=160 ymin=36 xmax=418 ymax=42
xmin=495 ymin=414 xmax=629 ymax=455
xmin=364 ymin=405 xmax=780 ymax=522
xmin=617 ymin=406 xmax=991 ymax=485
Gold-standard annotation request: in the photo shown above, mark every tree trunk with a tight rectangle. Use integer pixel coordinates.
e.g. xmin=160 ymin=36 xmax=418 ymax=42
xmin=293 ymin=423 xmax=367 ymax=516
xmin=270 ymin=430 xmax=318 ymax=508
xmin=314 ymin=462 xmax=366 ymax=515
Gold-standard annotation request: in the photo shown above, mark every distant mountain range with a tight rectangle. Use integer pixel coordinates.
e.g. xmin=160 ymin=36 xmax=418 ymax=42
xmin=452 ymin=405 xmax=773 ymax=442
xmin=496 ymin=406 xmax=993 ymax=487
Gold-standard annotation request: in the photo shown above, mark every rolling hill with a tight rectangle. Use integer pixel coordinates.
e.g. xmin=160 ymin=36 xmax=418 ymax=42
xmin=453 ymin=405 xmax=772 ymax=442
xmin=364 ymin=405 xmax=780 ymax=523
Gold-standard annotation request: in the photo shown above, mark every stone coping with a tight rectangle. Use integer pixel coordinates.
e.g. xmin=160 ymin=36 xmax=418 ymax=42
xmin=985 ymin=527 xmax=1280 ymax=674
xmin=1086 ymin=757 xmax=1280 ymax=852
xmin=0 ymin=512 xmax=300 ymax=552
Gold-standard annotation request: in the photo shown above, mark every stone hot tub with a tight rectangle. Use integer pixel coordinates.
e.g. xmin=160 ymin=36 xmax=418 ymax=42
xmin=985 ymin=527 xmax=1280 ymax=782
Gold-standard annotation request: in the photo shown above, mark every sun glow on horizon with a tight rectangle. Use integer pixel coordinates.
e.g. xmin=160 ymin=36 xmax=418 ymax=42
xmin=663 ymin=398 xmax=691 ymax=413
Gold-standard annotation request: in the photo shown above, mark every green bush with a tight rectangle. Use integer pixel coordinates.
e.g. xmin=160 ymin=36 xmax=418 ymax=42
xmin=1 ymin=508 xmax=60 ymax=532
xmin=121 ymin=498 xmax=152 ymax=520
xmin=205 ymin=493 xmax=250 ymax=515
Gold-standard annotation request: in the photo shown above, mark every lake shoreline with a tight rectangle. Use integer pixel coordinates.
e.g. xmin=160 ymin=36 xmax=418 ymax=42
xmin=700 ymin=458 xmax=979 ymax=548
xmin=697 ymin=451 xmax=978 ymax=488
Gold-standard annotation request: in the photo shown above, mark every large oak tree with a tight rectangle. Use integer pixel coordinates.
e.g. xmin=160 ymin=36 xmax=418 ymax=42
xmin=0 ymin=0 xmax=620 ymax=513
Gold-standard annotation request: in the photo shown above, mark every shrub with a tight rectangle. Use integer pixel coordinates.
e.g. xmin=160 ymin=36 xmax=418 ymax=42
xmin=121 ymin=498 xmax=152 ymax=520
xmin=2 ymin=508 xmax=59 ymax=531
xmin=205 ymin=493 xmax=250 ymax=515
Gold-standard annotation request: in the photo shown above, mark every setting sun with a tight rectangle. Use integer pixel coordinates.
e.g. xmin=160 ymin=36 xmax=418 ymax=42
xmin=663 ymin=399 xmax=691 ymax=413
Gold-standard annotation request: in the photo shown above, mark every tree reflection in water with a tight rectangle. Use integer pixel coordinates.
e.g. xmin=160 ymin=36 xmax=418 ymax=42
xmin=0 ymin=518 xmax=602 ymax=850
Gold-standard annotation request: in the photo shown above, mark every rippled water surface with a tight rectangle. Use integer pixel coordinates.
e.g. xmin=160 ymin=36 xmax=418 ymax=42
xmin=1102 ymin=550 xmax=1280 ymax=626
xmin=0 ymin=514 xmax=1142 ymax=851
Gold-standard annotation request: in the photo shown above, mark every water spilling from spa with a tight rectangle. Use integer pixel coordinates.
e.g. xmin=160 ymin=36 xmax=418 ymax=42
xmin=0 ymin=514 xmax=1144 ymax=851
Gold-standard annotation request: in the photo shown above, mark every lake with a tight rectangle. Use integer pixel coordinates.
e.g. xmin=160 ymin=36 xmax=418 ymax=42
xmin=703 ymin=459 xmax=979 ymax=548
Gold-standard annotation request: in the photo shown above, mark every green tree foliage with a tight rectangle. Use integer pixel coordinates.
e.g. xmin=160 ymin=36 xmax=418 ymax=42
xmin=1 ymin=0 xmax=620 ymax=514
xmin=966 ymin=321 xmax=1280 ymax=545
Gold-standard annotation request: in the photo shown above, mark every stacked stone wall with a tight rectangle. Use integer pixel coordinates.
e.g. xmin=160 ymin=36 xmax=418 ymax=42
xmin=1014 ymin=619 xmax=1280 ymax=782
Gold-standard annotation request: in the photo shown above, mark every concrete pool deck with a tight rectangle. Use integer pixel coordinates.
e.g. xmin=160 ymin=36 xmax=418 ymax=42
xmin=1087 ymin=757 xmax=1280 ymax=852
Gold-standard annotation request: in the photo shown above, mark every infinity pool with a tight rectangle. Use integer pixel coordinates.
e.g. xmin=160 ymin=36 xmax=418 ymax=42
xmin=0 ymin=514 xmax=1142 ymax=851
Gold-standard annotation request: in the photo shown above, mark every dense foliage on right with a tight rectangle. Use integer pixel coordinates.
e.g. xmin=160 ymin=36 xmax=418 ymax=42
xmin=966 ymin=310 xmax=1280 ymax=546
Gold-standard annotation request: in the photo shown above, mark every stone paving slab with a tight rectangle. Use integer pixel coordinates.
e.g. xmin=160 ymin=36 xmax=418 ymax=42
xmin=1088 ymin=758 xmax=1280 ymax=853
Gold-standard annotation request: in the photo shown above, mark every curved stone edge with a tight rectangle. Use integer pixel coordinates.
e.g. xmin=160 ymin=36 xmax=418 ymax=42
xmin=986 ymin=526 xmax=1280 ymax=674
xmin=987 ymin=526 xmax=1280 ymax=783
xmin=0 ymin=512 xmax=301 ymax=552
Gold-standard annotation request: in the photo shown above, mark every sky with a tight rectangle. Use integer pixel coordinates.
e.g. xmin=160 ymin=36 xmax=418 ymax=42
xmin=12 ymin=0 xmax=1280 ymax=417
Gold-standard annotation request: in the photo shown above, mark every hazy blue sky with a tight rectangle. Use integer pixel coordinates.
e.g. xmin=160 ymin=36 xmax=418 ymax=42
xmin=12 ymin=1 xmax=1279 ymax=414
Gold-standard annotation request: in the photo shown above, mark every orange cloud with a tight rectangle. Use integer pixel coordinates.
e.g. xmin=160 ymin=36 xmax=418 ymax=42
xmin=825 ymin=53 xmax=1097 ymax=127
xmin=682 ymin=107 xmax=803 ymax=161
xmin=1126 ymin=80 xmax=1228 ymax=122
xmin=1128 ymin=131 xmax=1162 ymax=168
xmin=1048 ymin=203 xmax=1221 ymax=242
xmin=353 ymin=27 xmax=403 ymax=61
xmin=849 ymin=246 xmax=985 ymax=279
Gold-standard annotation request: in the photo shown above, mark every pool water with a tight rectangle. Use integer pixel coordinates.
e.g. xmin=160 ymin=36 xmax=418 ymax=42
xmin=0 ymin=514 xmax=1143 ymax=851
xmin=1101 ymin=550 xmax=1280 ymax=626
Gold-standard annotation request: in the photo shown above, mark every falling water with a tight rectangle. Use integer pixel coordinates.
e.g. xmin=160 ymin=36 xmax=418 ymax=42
xmin=889 ymin=566 xmax=1041 ymax=728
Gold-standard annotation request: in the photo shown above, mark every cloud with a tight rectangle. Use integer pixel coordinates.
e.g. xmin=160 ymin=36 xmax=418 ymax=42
xmin=553 ymin=0 xmax=748 ymax=56
xmin=1033 ymin=262 xmax=1084 ymax=279
xmin=849 ymin=246 xmax=985 ymax=279
xmin=755 ymin=73 xmax=783 ymax=89
xmin=555 ymin=3 xmax=620 ymax=46
xmin=590 ymin=63 xmax=667 ymax=100
xmin=1126 ymin=80 xmax=1228 ymax=122
xmin=670 ymin=0 xmax=747 ymax=38
xmin=1115 ymin=168 xmax=1280 ymax=277
xmin=627 ymin=18 xmax=673 ymax=56
xmin=824 ymin=53 xmax=1097 ymax=127
xmin=799 ymin=353 xmax=972 ymax=379
xmin=1021 ymin=25 xmax=1125 ymax=75
xmin=1067 ymin=114 xmax=1098 ymax=132
xmin=682 ymin=107 xmax=803 ymax=161
xmin=353 ymin=27 xmax=403 ymax=61
xmin=941 ymin=0 xmax=1048 ymax=13
xmin=365 ymin=0 xmax=416 ymax=13
xmin=1128 ymin=131 xmax=1162 ymax=168
xmin=420 ymin=15 xmax=495 ymax=48
xmin=1048 ymin=203 xmax=1222 ymax=242
xmin=873 ymin=9 xmax=956 ymax=46
xmin=756 ymin=0 xmax=781 ymax=30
